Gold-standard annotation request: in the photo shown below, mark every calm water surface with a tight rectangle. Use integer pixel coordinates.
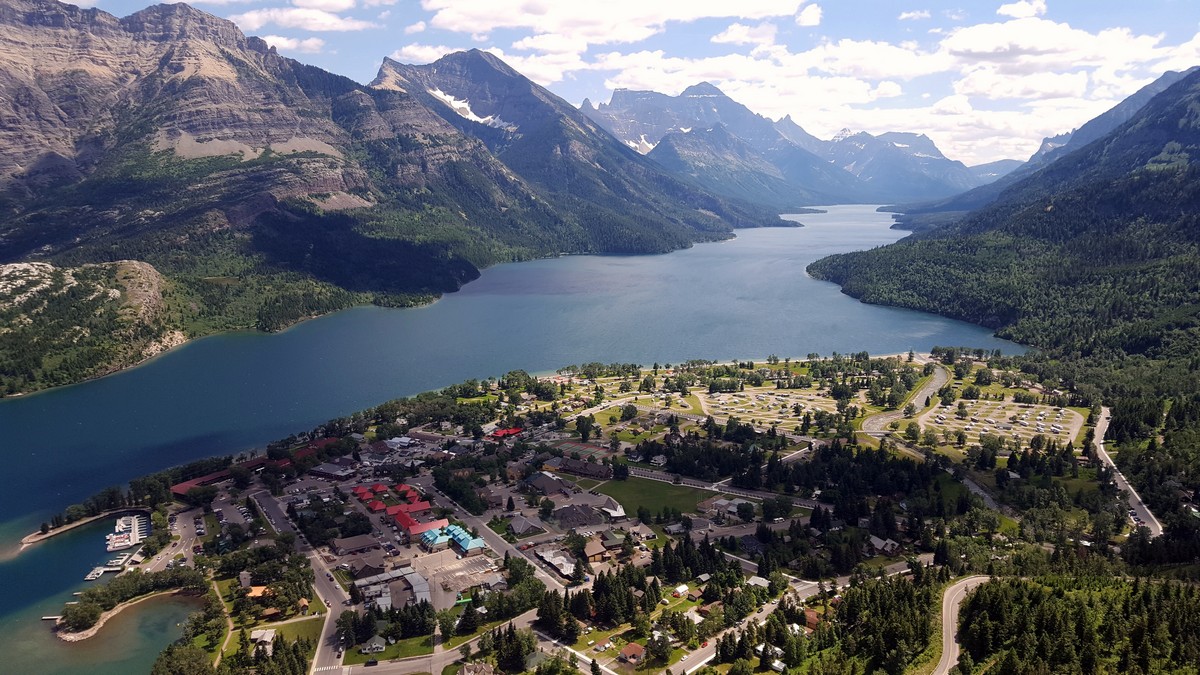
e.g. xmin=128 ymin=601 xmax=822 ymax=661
xmin=0 ymin=204 xmax=1021 ymax=672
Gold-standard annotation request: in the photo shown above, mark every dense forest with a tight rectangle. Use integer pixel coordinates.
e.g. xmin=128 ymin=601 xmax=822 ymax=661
xmin=957 ymin=576 xmax=1200 ymax=673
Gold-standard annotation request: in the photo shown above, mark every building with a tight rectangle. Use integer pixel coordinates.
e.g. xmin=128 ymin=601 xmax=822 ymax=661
xmin=462 ymin=663 xmax=497 ymax=675
xmin=238 ymin=570 xmax=253 ymax=588
xmin=507 ymin=515 xmax=540 ymax=536
xmin=601 ymin=530 xmax=625 ymax=550
xmin=552 ymin=504 xmax=603 ymax=529
xmin=331 ymin=534 xmax=378 ymax=556
xmin=867 ymin=535 xmax=901 ymax=556
xmin=599 ymin=496 xmax=626 ymax=521
xmin=526 ymin=471 xmax=571 ymax=496
xmin=746 ymin=575 xmax=770 ymax=589
xmin=348 ymin=550 xmax=388 ymax=578
xmin=360 ymin=635 xmax=387 ymax=654
xmin=619 ymin=642 xmax=645 ymax=664
xmin=537 ymin=546 xmax=576 ymax=578
xmin=584 ymin=538 xmax=606 ymax=562
xmin=354 ymin=567 xmax=431 ymax=611
xmin=420 ymin=524 xmax=487 ymax=555
xmin=310 ymin=462 xmax=356 ymax=481
xmin=556 ymin=457 xmax=613 ymax=480
xmin=250 ymin=629 xmax=277 ymax=656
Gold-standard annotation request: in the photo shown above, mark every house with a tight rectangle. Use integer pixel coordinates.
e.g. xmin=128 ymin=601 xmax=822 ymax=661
xmin=663 ymin=523 xmax=687 ymax=536
xmin=260 ymin=607 xmax=281 ymax=620
xmin=238 ymin=570 xmax=253 ymax=588
xmin=250 ymin=629 xmax=277 ymax=656
xmin=584 ymin=538 xmax=606 ymax=562
xmin=348 ymin=551 xmax=388 ymax=578
xmin=360 ymin=635 xmax=387 ymax=654
xmin=367 ymin=500 xmax=387 ymax=513
xmin=619 ymin=642 xmax=646 ymax=664
xmin=482 ymin=573 xmax=508 ymax=591
xmin=687 ymin=588 xmax=704 ymax=601
xmin=557 ymin=457 xmax=613 ymax=480
xmin=600 ymin=530 xmax=625 ymax=550
xmin=650 ymin=455 xmax=667 ymax=467
xmin=298 ymin=598 xmax=310 ymax=615
xmin=478 ymin=486 xmax=505 ymax=509
xmin=627 ymin=522 xmax=656 ymax=541
xmin=696 ymin=573 xmax=711 ymax=583
xmin=461 ymin=663 xmax=498 ymax=675
xmin=331 ymin=534 xmax=378 ymax=556
xmin=526 ymin=471 xmax=571 ymax=496
xmin=746 ymin=575 xmax=770 ymax=589
xmin=507 ymin=515 xmax=540 ymax=536
xmin=505 ymin=461 xmax=527 ymax=482
xmin=867 ymin=535 xmax=901 ymax=556
xmin=690 ymin=518 xmax=712 ymax=531
xmin=553 ymin=504 xmax=603 ymax=529
xmin=247 ymin=586 xmax=270 ymax=598
xmin=599 ymin=497 xmax=626 ymax=521
xmin=673 ymin=584 xmax=688 ymax=598
xmin=699 ymin=601 xmax=723 ymax=617
xmin=803 ymin=609 xmax=821 ymax=631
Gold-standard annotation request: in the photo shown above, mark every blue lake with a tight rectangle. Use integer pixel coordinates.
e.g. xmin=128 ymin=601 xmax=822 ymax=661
xmin=0 ymin=204 xmax=1021 ymax=672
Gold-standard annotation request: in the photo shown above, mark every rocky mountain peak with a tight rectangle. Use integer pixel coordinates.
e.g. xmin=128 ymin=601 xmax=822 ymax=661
xmin=681 ymin=81 xmax=726 ymax=97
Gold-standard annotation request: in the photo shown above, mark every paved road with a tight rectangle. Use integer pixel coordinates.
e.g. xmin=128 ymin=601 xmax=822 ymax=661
xmin=933 ymin=576 xmax=989 ymax=675
xmin=1093 ymin=407 xmax=1164 ymax=538
xmin=626 ymin=466 xmax=834 ymax=512
xmin=862 ymin=363 xmax=949 ymax=434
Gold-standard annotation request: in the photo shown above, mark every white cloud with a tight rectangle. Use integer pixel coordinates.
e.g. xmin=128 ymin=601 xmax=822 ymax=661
xmin=996 ymin=0 xmax=1047 ymax=19
xmin=362 ymin=0 xmax=399 ymax=5
xmin=229 ymin=8 xmax=378 ymax=31
xmin=898 ymin=10 xmax=930 ymax=20
xmin=261 ymin=35 xmax=327 ymax=53
xmin=711 ymin=22 xmax=778 ymax=48
xmin=71 ymin=0 xmax=99 ymax=5
xmin=955 ymin=66 xmax=1088 ymax=99
xmin=404 ymin=21 xmax=427 ymax=34
xmin=292 ymin=0 xmax=357 ymax=11
xmin=795 ymin=3 xmax=822 ymax=27
xmin=188 ymin=0 xmax=259 ymax=5
xmin=378 ymin=10 xmax=391 ymax=19
xmin=420 ymin=0 xmax=805 ymax=46
xmin=942 ymin=18 xmax=1164 ymax=73
xmin=389 ymin=44 xmax=456 ymax=64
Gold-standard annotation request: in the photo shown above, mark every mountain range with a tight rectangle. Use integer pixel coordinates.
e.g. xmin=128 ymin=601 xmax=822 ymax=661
xmin=582 ymin=83 xmax=1011 ymax=207
xmin=0 ymin=0 xmax=778 ymax=393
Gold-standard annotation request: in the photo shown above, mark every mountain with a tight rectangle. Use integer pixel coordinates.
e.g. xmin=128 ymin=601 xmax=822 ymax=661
xmin=584 ymin=83 xmax=995 ymax=204
xmin=823 ymin=130 xmax=982 ymax=202
xmin=968 ymin=159 xmax=1024 ymax=182
xmin=582 ymin=81 xmax=792 ymax=154
xmin=889 ymin=67 xmax=1199 ymax=227
xmin=0 ymin=1 xmax=776 ymax=394
xmin=646 ymin=125 xmax=853 ymax=209
xmin=808 ymin=67 xmax=1200 ymax=360
xmin=371 ymin=52 xmax=779 ymax=250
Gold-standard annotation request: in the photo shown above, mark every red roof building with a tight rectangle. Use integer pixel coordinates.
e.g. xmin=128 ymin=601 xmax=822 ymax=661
xmin=393 ymin=512 xmax=449 ymax=537
xmin=367 ymin=500 xmax=387 ymax=513
xmin=491 ymin=427 xmax=524 ymax=439
xmin=371 ymin=483 xmax=388 ymax=493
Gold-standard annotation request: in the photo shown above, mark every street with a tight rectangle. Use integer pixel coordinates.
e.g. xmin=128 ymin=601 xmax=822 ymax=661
xmin=1094 ymin=407 xmax=1164 ymax=537
xmin=932 ymin=576 xmax=988 ymax=675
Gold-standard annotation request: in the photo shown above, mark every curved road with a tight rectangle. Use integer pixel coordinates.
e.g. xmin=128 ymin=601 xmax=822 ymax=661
xmin=933 ymin=575 xmax=989 ymax=675
xmin=862 ymin=363 xmax=950 ymax=434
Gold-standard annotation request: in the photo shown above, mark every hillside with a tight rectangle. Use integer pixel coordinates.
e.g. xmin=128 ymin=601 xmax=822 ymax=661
xmin=809 ymin=69 xmax=1200 ymax=361
xmin=0 ymin=1 xmax=777 ymax=394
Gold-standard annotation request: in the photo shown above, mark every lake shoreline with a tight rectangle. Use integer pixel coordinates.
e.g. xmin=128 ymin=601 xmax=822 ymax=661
xmin=55 ymin=589 xmax=193 ymax=643
xmin=0 ymin=217 xmax=827 ymax=401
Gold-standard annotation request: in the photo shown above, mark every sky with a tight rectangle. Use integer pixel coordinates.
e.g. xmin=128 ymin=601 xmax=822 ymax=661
xmin=79 ymin=0 xmax=1200 ymax=165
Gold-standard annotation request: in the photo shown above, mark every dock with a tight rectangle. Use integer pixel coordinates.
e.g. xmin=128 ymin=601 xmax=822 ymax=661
xmin=84 ymin=566 xmax=123 ymax=581
xmin=41 ymin=616 xmax=61 ymax=621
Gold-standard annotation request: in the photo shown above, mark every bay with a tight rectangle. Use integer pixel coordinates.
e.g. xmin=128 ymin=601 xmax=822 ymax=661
xmin=0 ymin=204 xmax=1022 ymax=673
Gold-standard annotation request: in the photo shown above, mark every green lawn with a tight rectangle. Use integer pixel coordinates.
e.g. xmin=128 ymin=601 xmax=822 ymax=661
xmin=343 ymin=635 xmax=434 ymax=665
xmin=596 ymin=478 xmax=710 ymax=516
xmin=573 ymin=478 xmax=602 ymax=490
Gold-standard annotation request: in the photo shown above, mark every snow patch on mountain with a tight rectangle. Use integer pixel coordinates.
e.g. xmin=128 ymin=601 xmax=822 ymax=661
xmin=428 ymin=88 xmax=515 ymax=130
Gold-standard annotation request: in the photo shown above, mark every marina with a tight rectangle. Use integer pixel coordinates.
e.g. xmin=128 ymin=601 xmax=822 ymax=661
xmin=105 ymin=515 xmax=148 ymax=553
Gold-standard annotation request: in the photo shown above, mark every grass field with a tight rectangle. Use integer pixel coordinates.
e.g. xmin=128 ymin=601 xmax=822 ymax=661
xmin=596 ymin=477 xmax=710 ymax=517
xmin=343 ymin=635 xmax=434 ymax=665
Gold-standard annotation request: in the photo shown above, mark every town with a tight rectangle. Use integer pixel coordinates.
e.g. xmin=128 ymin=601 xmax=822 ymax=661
xmin=41 ymin=351 xmax=1170 ymax=675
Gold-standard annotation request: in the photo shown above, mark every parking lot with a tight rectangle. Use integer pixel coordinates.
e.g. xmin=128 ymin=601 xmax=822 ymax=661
xmin=918 ymin=399 xmax=1084 ymax=448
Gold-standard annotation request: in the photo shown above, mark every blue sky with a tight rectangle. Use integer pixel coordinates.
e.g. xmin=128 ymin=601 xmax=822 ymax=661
xmin=80 ymin=0 xmax=1200 ymax=164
